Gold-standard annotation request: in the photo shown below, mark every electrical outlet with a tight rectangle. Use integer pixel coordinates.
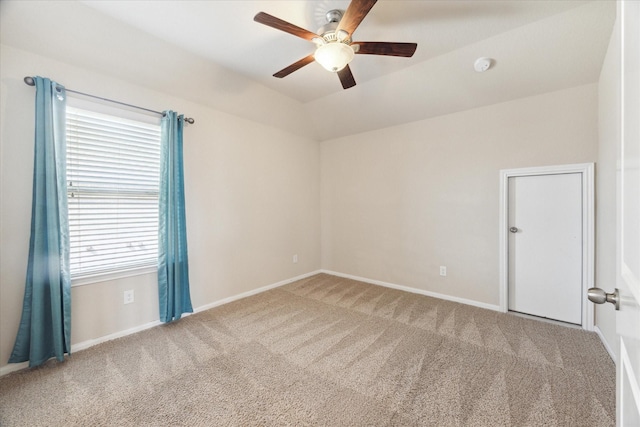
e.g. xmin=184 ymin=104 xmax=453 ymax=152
xmin=293 ymin=254 xmax=298 ymax=263
xmin=124 ymin=290 xmax=134 ymax=304
xmin=439 ymin=266 xmax=447 ymax=277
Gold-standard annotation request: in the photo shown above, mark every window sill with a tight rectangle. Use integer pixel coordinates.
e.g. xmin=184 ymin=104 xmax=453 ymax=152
xmin=71 ymin=265 xmax=157 ymax=287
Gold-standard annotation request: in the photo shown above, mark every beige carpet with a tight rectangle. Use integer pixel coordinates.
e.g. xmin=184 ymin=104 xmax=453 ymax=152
xmin=0 ymin=273 xmax=615 ymax=426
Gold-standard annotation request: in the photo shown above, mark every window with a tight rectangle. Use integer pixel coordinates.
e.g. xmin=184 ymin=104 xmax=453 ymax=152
xmin=66 ymin=107 xmax=161 ymax=280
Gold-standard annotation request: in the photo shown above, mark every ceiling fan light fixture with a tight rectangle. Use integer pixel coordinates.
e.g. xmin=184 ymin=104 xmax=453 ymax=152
xmin=314 ymin=42 xmax=355 ymax=73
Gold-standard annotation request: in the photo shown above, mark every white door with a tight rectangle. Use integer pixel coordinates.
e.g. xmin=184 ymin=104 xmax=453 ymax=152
xmin=508 ymin=173 xmax=583 ymax=324
xmin=617 ymin=1 xmax=640 ymax=424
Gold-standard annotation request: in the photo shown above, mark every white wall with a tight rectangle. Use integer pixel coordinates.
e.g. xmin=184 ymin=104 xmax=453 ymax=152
xmin=0 ymin=0 xmax=615 ymax=374
xmin=0 ymin=44 xmax=321 ymax=373
xmin=1 ymin=41 xmax=611 ymax=374
xmin=594 ymin=6 xmax=620 ymax=361
xmin=321 ymin=84 xmax=599 ymax=306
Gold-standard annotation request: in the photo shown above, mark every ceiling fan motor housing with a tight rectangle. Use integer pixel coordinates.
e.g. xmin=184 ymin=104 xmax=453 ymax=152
xmin=317 ymin=10 xmax=351 ymax=43
xmin=325 ymin=10 xmax=343 ymax=23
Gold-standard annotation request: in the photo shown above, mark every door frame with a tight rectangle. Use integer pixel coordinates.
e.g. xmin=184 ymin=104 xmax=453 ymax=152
xmin=499 ymin=163 xmax=595 ymax=330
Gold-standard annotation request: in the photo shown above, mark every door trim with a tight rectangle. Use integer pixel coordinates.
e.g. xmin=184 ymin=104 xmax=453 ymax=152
xmin=499 ymin=163 xmax=594 ymax=330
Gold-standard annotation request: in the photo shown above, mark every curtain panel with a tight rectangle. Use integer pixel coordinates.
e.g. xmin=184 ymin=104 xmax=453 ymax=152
xmin=158 ymin=111 xmax=193 ymax=322
xmin=9 ymin=77 xmax=71 ymax=367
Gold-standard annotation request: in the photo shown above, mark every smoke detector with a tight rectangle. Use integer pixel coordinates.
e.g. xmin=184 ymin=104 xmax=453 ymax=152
xmin=474 ymin=57 xmax=493 ymax=72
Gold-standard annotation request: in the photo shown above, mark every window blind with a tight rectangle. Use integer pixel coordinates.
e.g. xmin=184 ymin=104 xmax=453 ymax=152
xmin=66 ymin=107 xmax=161 ymax=279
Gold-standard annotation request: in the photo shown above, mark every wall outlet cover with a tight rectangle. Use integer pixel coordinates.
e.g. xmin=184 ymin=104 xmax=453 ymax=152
xmin=124 ymin=290 xmax=134 ymax=304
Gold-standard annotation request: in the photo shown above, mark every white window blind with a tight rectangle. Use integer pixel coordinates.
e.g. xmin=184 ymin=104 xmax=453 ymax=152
xmin=66 ymin=107 xmax=161 ymax=279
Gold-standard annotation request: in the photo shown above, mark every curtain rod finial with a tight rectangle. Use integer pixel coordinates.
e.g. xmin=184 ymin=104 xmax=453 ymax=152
xmin=24 ymin=76 xmax=35 ymax=86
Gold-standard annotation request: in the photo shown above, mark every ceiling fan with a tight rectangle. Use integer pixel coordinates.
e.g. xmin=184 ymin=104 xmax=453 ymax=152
xmin=254 ymin=0 xmax=417 ymax=90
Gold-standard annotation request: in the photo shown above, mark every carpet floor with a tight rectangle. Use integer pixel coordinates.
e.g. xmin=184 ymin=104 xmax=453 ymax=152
xmin=0 ymin=273 xmax=615 ymax=426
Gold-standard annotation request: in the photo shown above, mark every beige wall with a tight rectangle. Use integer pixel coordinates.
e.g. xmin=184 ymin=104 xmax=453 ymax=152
xmin=321 ymin=84 xmax=599 ymax=306
xmin=0 ymin=17 xmax=615 ymax=374
xmin=594 ymin=10 xmax=620 ymax=360
xmin=0 ymin=45 xmax=321 ymax=372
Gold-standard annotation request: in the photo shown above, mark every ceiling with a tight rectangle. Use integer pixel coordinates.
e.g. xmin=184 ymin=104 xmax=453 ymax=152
xmin=0 ymin=1 xmax=616 ymax=140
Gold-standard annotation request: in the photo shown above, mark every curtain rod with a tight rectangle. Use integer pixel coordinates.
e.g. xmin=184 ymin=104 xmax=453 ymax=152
xmin=23 ymin=76 xmax=195 ymax=124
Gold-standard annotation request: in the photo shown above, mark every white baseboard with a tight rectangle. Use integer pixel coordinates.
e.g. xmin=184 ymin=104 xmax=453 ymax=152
xmin=594 ymin=325 xmax=617 ymax=363
xmin=192 ymin=270 xmax=323 ymax=314
xmin=72 ymin=320 xmax=163 ymax=353
xmin=321 ymin=270 xmax=501 ymax=312
xmin=0 ymin=321 xmax=167 ymax=379
xmin=0 ymin=270 xmax=323 ymax=378
xmin=0 ymin=361 xmax=29 ymax=377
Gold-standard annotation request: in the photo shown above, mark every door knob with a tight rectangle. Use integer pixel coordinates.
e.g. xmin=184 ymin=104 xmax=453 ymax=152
xmin=509 ymin=227 xmax=518 ymax=233
xmin=587 ymin=287 xmax=620 ymax=310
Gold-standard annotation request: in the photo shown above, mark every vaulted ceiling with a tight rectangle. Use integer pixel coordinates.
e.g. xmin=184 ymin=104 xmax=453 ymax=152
xmin=0 ymin=1 xmax=615 ymax=140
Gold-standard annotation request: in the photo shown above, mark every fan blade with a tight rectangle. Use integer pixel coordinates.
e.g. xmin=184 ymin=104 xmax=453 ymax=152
xmin=336 ymin=0 xmax=378 ymax=39
xmin=273 ymin=54 xmax=315 ymax=78
xmin=353 ymin=42 xmax=417 ymax=57
xmin=254 ymin=12 xmax=319 ymax=41
xmin=337 ymin=65 xmax=356 ymax=89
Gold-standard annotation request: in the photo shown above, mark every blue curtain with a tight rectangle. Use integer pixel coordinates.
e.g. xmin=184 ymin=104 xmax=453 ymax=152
xmin=9 ymin=77 xmax=71 ymax=367
xmin=158 ymin=111 xmax=193 ymax=322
